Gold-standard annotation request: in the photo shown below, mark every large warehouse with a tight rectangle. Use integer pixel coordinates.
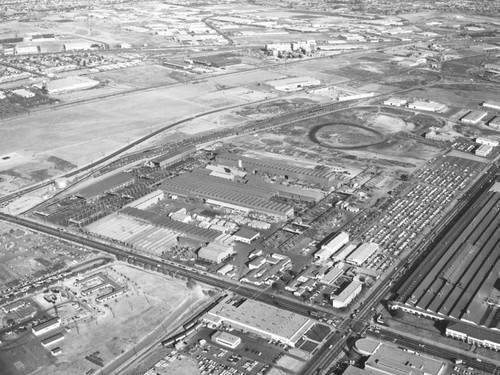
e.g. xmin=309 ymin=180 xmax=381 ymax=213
xmin=43 ymin=75 xmax=99 ymax=94
xmin=391 ymin=186 xmax=500 ymax=338
xmin=161 ymin=169 xmax=294 ymax=220
xmin=203 ymin=297 xmax=314 ymax=347
xmin=315 ymin=232 xmax=349 ymax=261
xmin=265 ymin=76 xmax=321 ymax=92
xmin=216 ymin=153 xmax=336 ymax=187
xmin=198 ymin=242 xmax=235 ymax=264
xmin=346 ymin=242 xmax=379 ymax=266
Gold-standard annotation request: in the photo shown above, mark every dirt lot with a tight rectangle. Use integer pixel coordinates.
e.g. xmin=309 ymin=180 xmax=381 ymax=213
xmin=31 ymin=263 xmax=208 ymax=375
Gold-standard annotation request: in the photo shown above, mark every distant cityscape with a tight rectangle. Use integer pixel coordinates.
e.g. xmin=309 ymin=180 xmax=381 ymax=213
xmin=0 ymin=1 xmax=499 ymax=375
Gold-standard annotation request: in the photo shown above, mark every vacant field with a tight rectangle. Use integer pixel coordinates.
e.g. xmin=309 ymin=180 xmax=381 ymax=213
xmin=92 ymin=65 xmax=181 ymax=89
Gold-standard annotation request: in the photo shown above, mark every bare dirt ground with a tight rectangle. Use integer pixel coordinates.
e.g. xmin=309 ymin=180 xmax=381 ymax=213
xmin=32 ymin=263 xmax=208 ymax=375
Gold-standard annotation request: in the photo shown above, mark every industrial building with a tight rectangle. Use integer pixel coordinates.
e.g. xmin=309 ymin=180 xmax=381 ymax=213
xmin=332 ymin=244 xmax=356 ymax=263
xmin=216 ymin=153 xmax=336 ymax=188
xmin=489 ymin=117 xmax=500 ymax=131
xmin=346 ymin=243 xmax=379 ymax=266
xmin=64 ymin=41 xmax=94 ymax=51
xmin=265 ymin=76 xmax=321 ymax=92
xmin=41 ymin=332 xmax=65 ymax=348
xmin=161 ymin=169 xmax=294 ymax=220
xmin=12 ymin=89 xmax=35 ymax=99
xmin=124 ymin=190 xmax=164 ymax=210
xmin=350 ymin=339 xmax=445 ymax=375
xmin=2 ymin=300 xmax=27 ymax=313
xmin=383 ymin=98 xmax=407 ymax=107
xmin=425 ymin=131 xmax=455 ymax=142
xmin=392 ymin=187 xmax=500 ymax=337
xmin=203 ymin=297 xmax=315 ymax=347
xmin=147 ymin=145 xmax=196 ymax=168
xmin=476 ymin=137 xmax=499 ymax=147
xmin=461 ymin=110 xmax=488 ymax=125
xmin=233 ymin=228 xmax=260 ymax=244
xmin=211 ymin=331 xmax=241 ymax=349
xmin=198 ymin=242 xmax=235 ymax=264
xmin=74 ymin=172 xmax=135 ymax=202
xmin=331 ymin=280 xmax=362 ymax=308
xmin=476 ymin=144 xmax=493 ymax=157
xmin=446 ymin=321 xmax=500 ymax=350
xmin=32 ymin=317 xmax=61 ymax=337
xmin=407 ymin=100 xmax=447 ymax=113
xmin=315 ymin=232 xmax=349 ymax=261
xmin=42 ymin=76 xmax=100 ymax=94
xmin=120 ymin=207 xmax=220 ymax=243
xmin=483 ymin=101 xmax=500 ymax=111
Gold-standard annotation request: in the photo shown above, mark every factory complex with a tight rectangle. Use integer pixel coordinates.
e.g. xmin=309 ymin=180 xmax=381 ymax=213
xmin=203 ymin=297 xmax=315 ymax=347
xmin=349 ymin=339 xmax=445 ymax=375
xmin=392 ymin=183 xmax=500 ymax=347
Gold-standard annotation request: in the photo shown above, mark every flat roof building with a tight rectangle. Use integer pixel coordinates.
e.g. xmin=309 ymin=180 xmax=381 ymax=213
xmin=198 ymin=242 xmax=235 ymax=264
xmin=476 ymin=144 xmax=493 ymax=157
xmin=383 ymin=98 xmax=407 ymax=107
xmin=483 ymin=101 xmax=500 ymax=111
xmin=12 ymin=89 xmax=35 ymax=99
xmin=489 ymin=116 xmax=500 ymax=131
xmin=41 ymin=332 xmax=64 ymax=348
xmin=32 ymin=317 xmax=61 ymax=337
xmin=446 ymin=321 xmax=500 ymax=351
xmin=74 ymin=172 xmax=135 ymax=202
xmin=407 ymin=100 xmax=447 ymax=113
xmin=462 ymin=110 xmax=488 ymax=124
xmin=315 ymin=232 xmax=349 ymax=261
xmin=44 ymin=76 xmax=99 ymax=94
xmin=203 ymin=297 xmax=314 ymax=347
xmin=211 ymin=331 xmax=241 ymax=349
xmin=266 ymin=76 xmax=321 ymax=92
xmin=346 ymin=243 xmax=379 ymax=266
xmin=216 ymin=153 xmax=336 ymax=188
xmin=233 ymin=228 xmax=260 ymax=244
xmin=476 ymin=137 xmax=499 ymax=147
xmin=2 ymin=300 xmax=27 ymax=313
xmin=332 ymin=280 xmax=362 ymax=308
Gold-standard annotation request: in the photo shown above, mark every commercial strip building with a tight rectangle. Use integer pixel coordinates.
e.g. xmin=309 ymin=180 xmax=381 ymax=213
xmin=461 ymin=110 xmax=488 ymax=125
xmin=32 ymin=317 xmax=61 ymax=337
xmin=203 ymin=297 xmax=315 ymax=347
xmin=265 ymin=76 xmax=321 ymax=92
xmin=315 ymin=232 xmax=349 ymax=261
